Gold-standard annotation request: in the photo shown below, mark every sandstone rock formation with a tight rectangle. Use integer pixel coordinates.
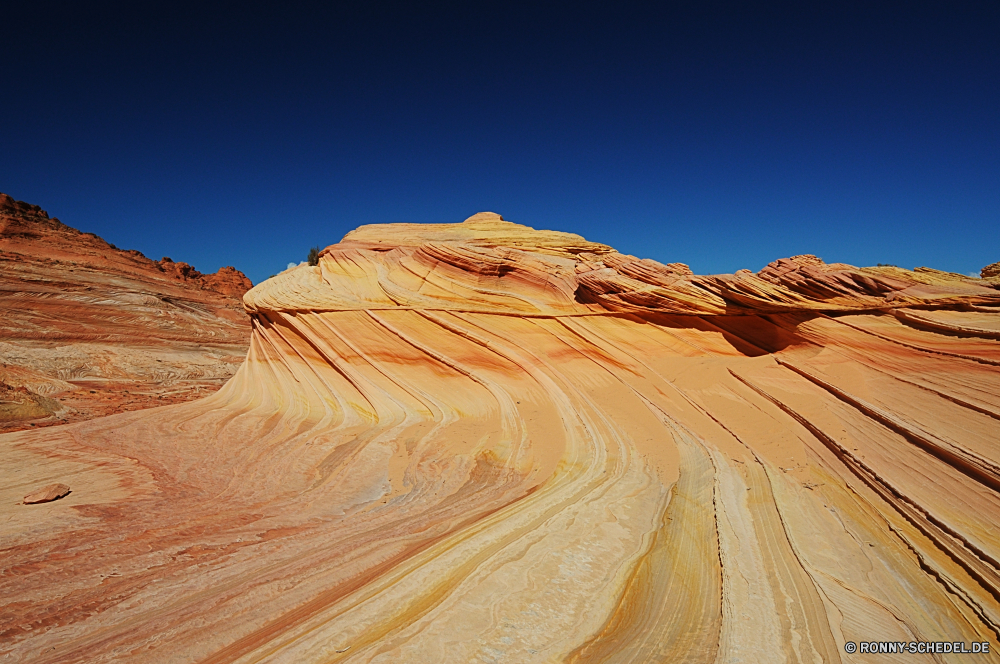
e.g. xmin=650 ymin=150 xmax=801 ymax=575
xmin=983 ymin=261 xmax=1000 ymax=279
xmin=22 ymin=483 xmax=71 ymax=505
xmin=2 ymin=212 xmax=999 ymax=663
xmin=0 ymin=193 xmax=252 ymax=431
xmin=0 ymin=379 xmax=66 ymax=423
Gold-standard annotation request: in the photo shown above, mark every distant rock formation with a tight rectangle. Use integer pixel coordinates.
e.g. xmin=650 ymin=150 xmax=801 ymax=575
xmin=155 ymin=257 xmax=253 ymax=297
xmin=2 ymin=211 xmax=999 ymax=662
xmin=0 ymin=193 xmax=252 ymax=298
xmin=0 ymin=193 xmax=251 ymax=431
xmin=983 ymin=260 xmax=1000 ymax=279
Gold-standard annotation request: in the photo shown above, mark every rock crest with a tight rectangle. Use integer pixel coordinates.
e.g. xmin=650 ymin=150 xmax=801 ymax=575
xmin=250 ymin=216 xmax=998 ymax=316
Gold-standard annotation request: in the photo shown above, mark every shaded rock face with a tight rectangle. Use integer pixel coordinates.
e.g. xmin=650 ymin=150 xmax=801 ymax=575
xmin=0 ymin=193 xmax=251 ymax=431
xmin=2 ymin=212 xmax=1000 ymax=662
xmin=983 ymin=261 xmax=1000 ymax=279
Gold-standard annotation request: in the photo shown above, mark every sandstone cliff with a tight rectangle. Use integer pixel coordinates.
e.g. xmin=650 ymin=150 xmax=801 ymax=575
xmin=2 ymin=212 xmax=998 ymax=663
xmin=0 ymin=193 xmax=251 ymax=430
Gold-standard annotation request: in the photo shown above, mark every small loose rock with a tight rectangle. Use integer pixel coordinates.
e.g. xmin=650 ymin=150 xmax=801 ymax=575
xmin=23 ymin=483 xmax=71 ymax=504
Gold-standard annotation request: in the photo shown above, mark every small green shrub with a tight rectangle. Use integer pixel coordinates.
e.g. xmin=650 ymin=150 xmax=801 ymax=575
xmin=307 ymin=246 xmax=321 ymax=266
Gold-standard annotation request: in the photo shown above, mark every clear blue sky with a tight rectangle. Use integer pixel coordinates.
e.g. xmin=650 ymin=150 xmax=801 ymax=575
xmin=3 ymin=1 xmax=998 ymax=284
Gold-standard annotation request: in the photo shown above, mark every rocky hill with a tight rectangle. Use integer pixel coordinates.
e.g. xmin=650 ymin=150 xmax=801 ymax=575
xmin=0 ymin=193 xmax=251 ymax=431
xmin=2 ymin=212 xmax=998 ymax=662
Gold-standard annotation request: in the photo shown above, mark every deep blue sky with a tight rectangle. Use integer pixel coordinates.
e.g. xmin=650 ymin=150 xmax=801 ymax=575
xmin=3 ymin=1 xmax=998 ymax=284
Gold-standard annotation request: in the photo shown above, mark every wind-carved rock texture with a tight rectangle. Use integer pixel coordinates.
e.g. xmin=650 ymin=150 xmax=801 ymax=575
xmin=2 ymin=211 xmax=1000 ymax=663
xmin=0 ymin=194 xmax=251 ymax=431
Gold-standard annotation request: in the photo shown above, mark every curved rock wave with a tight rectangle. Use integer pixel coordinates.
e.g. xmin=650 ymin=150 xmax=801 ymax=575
xmin=3 ymin=213 xmax=999 ymax=663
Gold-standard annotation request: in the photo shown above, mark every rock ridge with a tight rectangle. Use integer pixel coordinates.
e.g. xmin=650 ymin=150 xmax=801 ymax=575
xmin=0 ymin=193 xmax=252 ymax=297
xmin=247 ymin=216 xmax=998 ymax=316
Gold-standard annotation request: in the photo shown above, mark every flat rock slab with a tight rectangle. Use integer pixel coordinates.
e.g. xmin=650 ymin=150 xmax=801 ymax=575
xmin=23 ymin=483 xmax=71 ymax=504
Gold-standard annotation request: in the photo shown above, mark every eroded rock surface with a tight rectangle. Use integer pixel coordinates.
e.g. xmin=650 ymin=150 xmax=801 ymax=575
xmin=0 ymin=193 xmax=251 ymax=431
xmin=2 ymin=212 xmax=999 ymax=663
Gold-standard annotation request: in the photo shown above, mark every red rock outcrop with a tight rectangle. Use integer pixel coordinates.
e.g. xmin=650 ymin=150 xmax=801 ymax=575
xmin=1 ymin=212 xmax=998 ymax=663
xmin=0 ymin=193 xmax=251 ymax=431
xmin=154 ymin=257 xmax=253 ymax=297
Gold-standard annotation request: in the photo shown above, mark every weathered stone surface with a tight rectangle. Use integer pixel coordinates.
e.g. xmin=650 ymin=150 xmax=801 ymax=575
xmin=23 ymin=483 xmax=71 ymax=504
xmin=1 ymin=212 xmax=998 ymax=662
xmin=983 ymin=261 xmax=1000 ymax=279
xmin=0 ymin=380 xmax=66 ymax=423
xmin=0 ymin=194 xmax=251 ymax=431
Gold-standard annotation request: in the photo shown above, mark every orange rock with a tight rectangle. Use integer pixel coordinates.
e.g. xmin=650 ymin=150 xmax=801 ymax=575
xmin=1 ymin=211 xmax=998 ymax=662
xmin=23 ymin=483 xmax=71 ymax=504
xmin=0 ymin=194 xmax=251 ymax=431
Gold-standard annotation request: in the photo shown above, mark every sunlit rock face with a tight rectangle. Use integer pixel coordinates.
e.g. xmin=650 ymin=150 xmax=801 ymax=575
xmin=0 ymin=194 xmax=251 ymax=430
xmin=3 ymin=212 xmax=999 ymax=663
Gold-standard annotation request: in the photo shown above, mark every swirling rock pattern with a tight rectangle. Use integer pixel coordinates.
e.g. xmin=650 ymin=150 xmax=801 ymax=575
xmin=2 ymin=212 xmax=999 ymax=663
xmin=0 ymin=194 xmax=251 ymax=431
